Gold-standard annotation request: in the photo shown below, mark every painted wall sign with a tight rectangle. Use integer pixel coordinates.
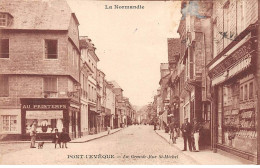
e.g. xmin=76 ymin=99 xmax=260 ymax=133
xmin=22 ymin=104 xmax=67 ymax=109
xmin=209 ymin=38 xmax=255 ymax=78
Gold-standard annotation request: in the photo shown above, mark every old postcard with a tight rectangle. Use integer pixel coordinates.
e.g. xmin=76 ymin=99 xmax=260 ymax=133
xmin=0 ymin=0 xmax=259 ymax=165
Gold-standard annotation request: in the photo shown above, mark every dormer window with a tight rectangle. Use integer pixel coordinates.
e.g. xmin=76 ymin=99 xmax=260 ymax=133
xmin=0 ymin=13 xmax=13 ymax=27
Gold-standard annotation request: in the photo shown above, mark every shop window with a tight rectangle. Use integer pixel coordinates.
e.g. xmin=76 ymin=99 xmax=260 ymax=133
xmin=0 ymin=75 xmax=9 ymax=97
xmin=249 ymin=82 xmax=253 ymax=99
xmin=2 ymin=115 xmax=17 ymax=132
xmin=0 ymin=39 xmax=9 ymax=58
xmin=45 ymin=40 xmax=58 ymax=59
xmin=44 ymin=77 xmax=57 ymax=93
xmin=26 ymin=111 xmax=63 ymax=133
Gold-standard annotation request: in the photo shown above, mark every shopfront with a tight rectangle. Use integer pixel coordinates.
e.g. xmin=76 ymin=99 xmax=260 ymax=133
xmin=20 ymin=98 xmax=80 ymax=140
xmin=88 ymin=105 xmax=98 ymax=134
xmin=209 ymin=25 xmax=257 ymax=161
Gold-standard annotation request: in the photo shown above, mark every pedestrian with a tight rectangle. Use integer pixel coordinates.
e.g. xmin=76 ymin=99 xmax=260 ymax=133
xmin=154 ymin=122 xmax=157 ymax=130
xmin=60 ymin=128 xmax=71 ymax=148
xmin=169 ymin=118 xmax=176 ymax=144
xmin=192 ymin=118 xmax=202 ymax=152
xmin=30 ymin=121 xmax=37 ymax=148
xmin=52 ymin=128 xmax=61 ymax=149
xmin=107 ymin=126 xmax=111 ymax=135
xmin=181 ymin=118 xmax=192 ymax=151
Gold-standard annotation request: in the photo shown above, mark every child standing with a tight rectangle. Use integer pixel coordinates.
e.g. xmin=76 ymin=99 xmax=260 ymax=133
xmin=52 ymin=128 xmax=61 ymax=149
xmin=60 ymin=128 xmax=71 ymax=148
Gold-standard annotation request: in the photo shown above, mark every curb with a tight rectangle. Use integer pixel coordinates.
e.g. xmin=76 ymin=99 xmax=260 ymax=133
xmin=154 ymin=130 xmax=200 ymax=164
xmin=0 ymin=129 xmax=123 ymax=144
xmin=71 ymin=128 xmax=123 ymax=143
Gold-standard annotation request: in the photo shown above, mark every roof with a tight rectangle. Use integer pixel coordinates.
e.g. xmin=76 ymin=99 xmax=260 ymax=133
xmin=110 ymin=81 xmax=123 ymax=90
xmin=79 ymin=36 xmax=100 ymax=62
xmin=0 ymin=0 xmax=74 ymax=30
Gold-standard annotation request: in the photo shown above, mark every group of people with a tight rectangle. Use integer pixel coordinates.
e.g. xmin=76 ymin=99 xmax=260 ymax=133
xmin=30 ymin=121 xmax=71 ymax=149
xmin=168 ymin=117 xmax=202 ymax=152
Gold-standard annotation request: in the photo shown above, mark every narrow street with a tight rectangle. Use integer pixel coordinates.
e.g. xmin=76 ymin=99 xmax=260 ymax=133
xmin=0 ymin=126 xmax=199 ymax=165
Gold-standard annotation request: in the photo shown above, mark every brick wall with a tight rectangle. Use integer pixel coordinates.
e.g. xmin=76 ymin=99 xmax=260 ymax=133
xmin=0 ymin=30 xmax=79 ymax=81
xmin=0 ymin=75 xmax=72 ymax=108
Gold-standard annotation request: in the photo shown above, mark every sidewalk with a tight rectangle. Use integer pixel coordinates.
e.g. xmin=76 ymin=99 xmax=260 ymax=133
xmin=71 ymin=128 xmax=122 ymax=143
xmin=154 ymin=129 xmax=254 ymax=165
xmin=0 ymin=128 xmax=122 ymax=144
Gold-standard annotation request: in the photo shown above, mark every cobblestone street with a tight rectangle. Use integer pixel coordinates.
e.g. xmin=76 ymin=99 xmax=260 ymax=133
xmin=0 ymin=125 xmax=248 ymax=165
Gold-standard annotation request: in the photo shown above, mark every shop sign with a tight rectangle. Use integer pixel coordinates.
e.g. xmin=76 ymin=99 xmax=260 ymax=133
xmin=22 ymin=104 xmax=67 ymax=109
xmin=26 ymin=110 xmax=63 ymax=119
xmin=212 ymin=56 xmax=252 ymax=86
xmin=209 ymin=39 xmax=254 ymax=78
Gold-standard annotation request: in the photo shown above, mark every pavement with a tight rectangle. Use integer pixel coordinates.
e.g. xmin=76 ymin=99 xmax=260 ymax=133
xmin=0 ymin=128 xmax=122 ymax=144
xmin=0 ymin=125 xmax=254 ymax=165
xmin=154 ymin=129 xmax=254 ymax=165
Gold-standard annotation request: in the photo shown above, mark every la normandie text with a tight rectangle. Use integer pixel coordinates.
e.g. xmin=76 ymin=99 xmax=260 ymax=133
xmin=105 ymin=5 xmax=144 ymax=10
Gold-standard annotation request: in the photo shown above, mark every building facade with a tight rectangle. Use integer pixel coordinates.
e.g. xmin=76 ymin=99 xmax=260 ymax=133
xmin=79 ymin=36 xmax=100 ymax=135
xmin=208 ymin=0 xmax=258 ymax=162
xmin=0 ymin=0 xmax=81 ymax=140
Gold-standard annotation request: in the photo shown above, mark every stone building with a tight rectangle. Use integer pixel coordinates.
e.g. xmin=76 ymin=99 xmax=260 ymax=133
xmin=0 ymin=0 xmax=81 ymax=140
xmin=79 ymin=36 xmax=99 ymax=135
xmin=105 ymin=81 xmax=116 ymax=128
xmin=111 ymin=81 xmax=124 ymax=128
xmin=176 ymin=0 xmax=213 ymax=147
xmin=158 ymin=63 xmax=171 ymax=130
xmin=167 ymin=38 xmax=181 ymax=127
xmin=79 ymin=38 xmax=93 ymax=136
xmin=208 ymin=0 xmax=258 ymax=162
xmin=97 ymin=69 xmax=106 ymax=132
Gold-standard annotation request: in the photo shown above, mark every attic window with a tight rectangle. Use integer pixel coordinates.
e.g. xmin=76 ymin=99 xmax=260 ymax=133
xmin=0 ymin=14 xmax=7 ymax=27
xmin=0 ymin=13 xmax=12 ymax=27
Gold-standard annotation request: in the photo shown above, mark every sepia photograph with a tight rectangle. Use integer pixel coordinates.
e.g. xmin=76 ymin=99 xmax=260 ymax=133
xmin=0 ymin=0 xmax=259 ymax=165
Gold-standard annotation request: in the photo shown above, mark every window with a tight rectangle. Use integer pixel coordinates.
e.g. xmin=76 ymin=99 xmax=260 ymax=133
xmin=244 ymin=84 xmax=248 ymax=100
xmin=223 ymin=1 xmax=230 ymax=47
xmin=249 ymin=82 xmax=254 ymax=99
xmin=237 ymin=0 xmax=246 ymax=34
xmin=240 ymin=86 xmax=243 ymax=101
xmin=0 ymin=75 xmax=9 ymax=97
xmin=43 ymin=77 xmax=57 ymax=92
xmin=189 ymin=47 xmax=194 ymax=79
xmin=2 ymin=115 xmax=17 ymax=132
xmin=0 ymin=39 xmax=9 ymax=58
xmin=45 ymin=40 xmax=58 ymax=59
xmin=0 ymin=13 xmax=7 ymax=27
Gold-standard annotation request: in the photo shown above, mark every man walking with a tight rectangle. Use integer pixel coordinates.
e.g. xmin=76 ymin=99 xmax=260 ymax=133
xmin=169 ymin=118 xmax=177 ymax=144
xmin=181 ymin=118 xmax=192 ymax=151
xmin=192 ymin=118 xmax=202 ymax=152
xmin=30 ymin=121 xmax=37 ymax=148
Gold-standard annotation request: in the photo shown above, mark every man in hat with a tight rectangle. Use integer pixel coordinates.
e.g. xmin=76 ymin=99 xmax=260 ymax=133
xmin=192 ymin=118 xmax=202 ymax=152
xmin=181 ymin=118 xmax=192 ymax=151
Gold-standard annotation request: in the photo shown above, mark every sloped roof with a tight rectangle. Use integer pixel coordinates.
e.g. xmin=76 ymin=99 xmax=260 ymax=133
xmin=110 ymin=81 xmax=122 ymax=90
xmin=0 ymin=0 xmax=73 ymax=30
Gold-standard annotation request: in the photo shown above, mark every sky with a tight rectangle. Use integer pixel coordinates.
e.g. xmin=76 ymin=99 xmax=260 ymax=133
xmin=67 ymin=0 xmax=182 ymax=106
